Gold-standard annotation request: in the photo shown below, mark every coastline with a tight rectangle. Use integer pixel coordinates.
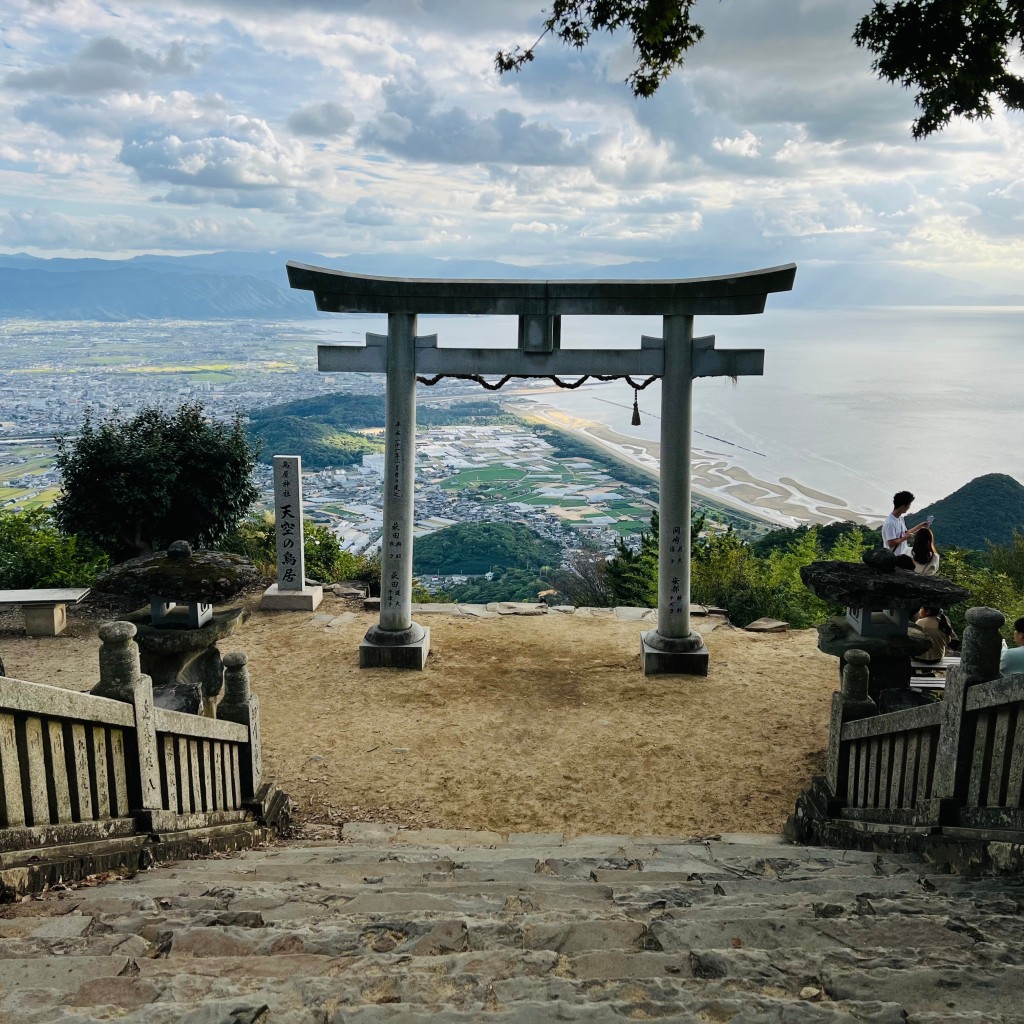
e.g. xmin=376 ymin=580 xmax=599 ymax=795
xmin=516 ymin=401 xmax=879 ymax=529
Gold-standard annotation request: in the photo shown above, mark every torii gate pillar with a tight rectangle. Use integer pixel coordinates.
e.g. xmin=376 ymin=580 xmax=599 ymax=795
xmin=287 ymin=260 xmax=796 ymax=676
xmin=640 ymin=314 xmax=707 ymax=675
xmin=361 ymin=312 xmax=430 ymax=668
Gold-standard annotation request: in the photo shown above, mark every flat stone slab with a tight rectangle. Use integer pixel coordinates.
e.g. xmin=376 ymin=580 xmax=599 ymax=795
xmin=390 ymin=828 xmax=505 ymax=847
xmin=458 ymin=606 xmax=499 ymax=618
xmin=326 ymin=612 xmax=357 ymax=627
xmin=0 ymin=588 xmax=90 ymax=606
xmin=613 ymin=606 xmax=655 ymax=621
xmin=342 ymin=822 xmax=400 ymax=842
xmin=745 ymin=617 xmax=789 ymax=632
xmin=493 ymin=602 xmax=547 ymax=616
xmin=410 ymin=603 xmax=462 ymax=615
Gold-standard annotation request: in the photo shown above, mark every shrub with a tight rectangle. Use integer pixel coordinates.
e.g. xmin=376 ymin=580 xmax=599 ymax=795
xmin=0 ymin=509 xmax=109 ymax=589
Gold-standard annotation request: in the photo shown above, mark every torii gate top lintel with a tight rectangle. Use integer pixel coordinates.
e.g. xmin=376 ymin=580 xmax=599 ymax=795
xmin=286 ymin=261 xmax=796 ymax=317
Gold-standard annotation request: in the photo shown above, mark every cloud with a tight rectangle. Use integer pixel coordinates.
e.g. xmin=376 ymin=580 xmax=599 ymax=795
xmin=287 ymin=101 xmax=355 ymax=138
xmin=119 ymin=115 xmax=305 ymax=190
xmin=359 ymin=79 xmax=594 ymax=166
xmin=5 ymin=36 xmax=197 ymax=95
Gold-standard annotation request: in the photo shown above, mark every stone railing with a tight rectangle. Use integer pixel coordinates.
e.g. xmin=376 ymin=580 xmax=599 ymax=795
xmin=793 ymin=607 xmax=1024 ymax=866
xmin=0 ymin=622 xmax=287 ymax=895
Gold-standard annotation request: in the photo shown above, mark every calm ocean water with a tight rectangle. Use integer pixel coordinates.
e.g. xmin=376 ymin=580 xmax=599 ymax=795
xmin=320 ymin=306 xmax=1024 ymax=519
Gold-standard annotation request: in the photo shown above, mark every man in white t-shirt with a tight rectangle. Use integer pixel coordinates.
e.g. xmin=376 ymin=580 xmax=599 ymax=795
xmin=881 ymin=490 xmax=930 ymax=559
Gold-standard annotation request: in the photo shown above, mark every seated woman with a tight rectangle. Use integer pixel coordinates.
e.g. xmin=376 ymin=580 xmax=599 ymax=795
xmin=914 ymin=605 xmax=958 ymax=663
xmin=911 ymin=526 xmax=940 ymax=575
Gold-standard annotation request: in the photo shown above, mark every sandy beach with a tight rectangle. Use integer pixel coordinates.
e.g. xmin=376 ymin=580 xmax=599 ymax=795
xmin=518 ymin=401 xmax=879 ymax=529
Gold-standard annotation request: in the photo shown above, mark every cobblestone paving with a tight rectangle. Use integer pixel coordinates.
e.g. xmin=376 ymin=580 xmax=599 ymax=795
xmin=2 ymin=828 xmax=1023 ymax=1022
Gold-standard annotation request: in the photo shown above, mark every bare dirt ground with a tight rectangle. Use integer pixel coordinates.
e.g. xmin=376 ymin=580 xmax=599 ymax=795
xmin=0 ymin=594 xmax=837 ymax=838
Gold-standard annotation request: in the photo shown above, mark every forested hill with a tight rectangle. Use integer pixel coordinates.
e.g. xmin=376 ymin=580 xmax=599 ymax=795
xmin=413 ymin=522 xmax=561 ymax=576
xmin=246 ymin=393 xmax=505 ymax=469
xmin=917 ymin=473 xmax=1024 ymax=550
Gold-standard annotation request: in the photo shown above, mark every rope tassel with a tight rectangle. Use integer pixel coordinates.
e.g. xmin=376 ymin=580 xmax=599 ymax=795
xmin=631 ymin=388 xmax=641 ymax=426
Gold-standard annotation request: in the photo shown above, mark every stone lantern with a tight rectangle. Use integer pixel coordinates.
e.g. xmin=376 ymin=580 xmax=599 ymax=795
xmin=94 ymin=541 xmax=258 ymax=716
xmin=800 ymin=550 xmax=969 ymax=707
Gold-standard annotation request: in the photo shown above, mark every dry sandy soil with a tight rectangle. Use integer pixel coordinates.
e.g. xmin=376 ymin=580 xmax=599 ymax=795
xmin=0 ymin=594 xmax=838 ymax=838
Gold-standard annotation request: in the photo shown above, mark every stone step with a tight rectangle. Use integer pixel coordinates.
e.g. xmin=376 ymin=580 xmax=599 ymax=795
xmin=2 ymin=831 xmax=1022 ymax=1023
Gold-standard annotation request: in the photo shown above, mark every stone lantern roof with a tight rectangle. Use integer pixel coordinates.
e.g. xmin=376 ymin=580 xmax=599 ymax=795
xmin=96 ymin=541 xmax=258 ymax=605
xmin=799 ymin=559 xmax=969 ymax=612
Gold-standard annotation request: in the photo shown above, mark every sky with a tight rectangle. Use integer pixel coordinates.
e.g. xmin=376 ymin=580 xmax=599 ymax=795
xmin=2 ymin=0 xmax=1024 ymax=292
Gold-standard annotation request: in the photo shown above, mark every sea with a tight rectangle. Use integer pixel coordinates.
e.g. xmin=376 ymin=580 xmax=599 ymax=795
xmin=316 ymin=305 xmax=1024 ymax=520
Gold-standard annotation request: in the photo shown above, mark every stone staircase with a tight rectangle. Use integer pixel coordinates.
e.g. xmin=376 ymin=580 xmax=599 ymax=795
xmin=2 ymin=827 xmax=1023 ymax=1023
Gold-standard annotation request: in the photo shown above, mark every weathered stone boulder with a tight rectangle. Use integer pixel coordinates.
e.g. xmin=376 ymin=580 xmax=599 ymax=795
xmin=800 ymin=560 xmax=969 ymax=611
xmin=96 ymin=542 xmax=258 ymax=604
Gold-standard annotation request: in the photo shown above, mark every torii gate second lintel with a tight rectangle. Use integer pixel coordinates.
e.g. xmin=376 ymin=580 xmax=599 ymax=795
xmin=288 ymin=262 xmax=796 ymax=675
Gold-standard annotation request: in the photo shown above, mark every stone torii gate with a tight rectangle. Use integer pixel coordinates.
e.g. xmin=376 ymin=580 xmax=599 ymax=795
xmin=287 ymin=262 xmax=796 ymax=674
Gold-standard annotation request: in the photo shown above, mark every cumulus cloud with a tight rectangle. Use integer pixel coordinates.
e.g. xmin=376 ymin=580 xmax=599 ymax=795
xmin=359 ymin=80 xmax=593 ymax=166
xmin=6 ymin=36 xmax=197 ymax=95
xmin=287 ymin=101 xmax=355 ymax=138
xmin=119 ymin=115 xmax=305 ymax=190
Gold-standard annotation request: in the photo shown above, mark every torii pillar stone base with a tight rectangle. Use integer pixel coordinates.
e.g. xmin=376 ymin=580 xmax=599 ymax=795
xmin=359 ymin=624 xmax=431 ymax=670
xmin=640 ymin=631 xmax=709 ymax=677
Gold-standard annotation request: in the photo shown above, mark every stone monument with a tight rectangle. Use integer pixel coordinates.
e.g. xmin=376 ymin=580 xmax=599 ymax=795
xmin=801 ymin=552 xmax=969 ymax=704
xmin=287 ymin=262 xmax=796 ymax=674
xmin=261 ymin=455 xmax=323 ymax=611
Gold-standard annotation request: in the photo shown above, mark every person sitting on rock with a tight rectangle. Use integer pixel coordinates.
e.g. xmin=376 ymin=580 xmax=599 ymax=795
xmin=999 ymin=617 xmax=1024 ymax=675
xmin=915 ymin=606 xmax=957 ymax=664
xmin=882 ymin=490 xmax=932 ymax=560
xmin=910 ymin=526 xmax=940 ymax=575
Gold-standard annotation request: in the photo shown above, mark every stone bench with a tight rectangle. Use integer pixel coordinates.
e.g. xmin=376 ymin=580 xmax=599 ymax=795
xmin=909 ymin=655 xmax=960 ymax=692
xmin=0 ymin=588 xmax=90 ymax=636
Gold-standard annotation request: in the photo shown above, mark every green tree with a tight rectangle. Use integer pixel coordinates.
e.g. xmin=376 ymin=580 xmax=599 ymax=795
xmin=54 ymin=403 xmax=259 ymax=560
xmin=854 ymin=0 xmax=1024 ymax=137
xmin=223 ymin=514 xmax=370 ymax=584
xmin=605 ymin=509 xmax=705 ymax=607
xmin=935 ymin=547 xmax=1024 ymax=638
xmin=986 ymin=529 xmax=1024 ymax=591
xmin=498 ymin=1 xmax=1024 ymax=135
xmin=0 ymin=509 xmax=109 ymax=589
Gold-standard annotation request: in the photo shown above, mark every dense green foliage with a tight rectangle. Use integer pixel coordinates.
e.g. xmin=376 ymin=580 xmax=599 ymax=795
xmin=447 ymin=567 xmax=557 ymax=604
xmin=413 ymin=522 xmax=561 ymax=576
xmin=916 ymin=474 xmax=1024 ymax=551
xmin=497 ymin=0 xmax=704 ymax=97
xmin=752 ymin=521 xmax=883 ymax=558
xmin=247 ymin=415 xmax=382 ymax=471
xmin=54 ymin=403 xmax=259 ymax=560
xmin=604 ymin=510 xmax=706 ymax=608
xmin=598 ymin=510 xmax=1024 ymax=636
xmin=500 ymin=1 xmax=1024 ymax=135
xmin=854 ymin=0 xmax=1024 ymax=137
xmin=0 ymin=509 xmax=109 ymax=589
xmin=247 ymin=394 xmax=507 ymax=470
xmin=222 ymin=514 xmax=375 ymax=586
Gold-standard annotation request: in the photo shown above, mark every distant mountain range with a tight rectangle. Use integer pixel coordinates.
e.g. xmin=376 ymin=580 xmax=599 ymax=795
xmin=0 ymin=251 xmax=1019 ymax=321
xmin=917 ymin=473 xmax=1024 ymax=550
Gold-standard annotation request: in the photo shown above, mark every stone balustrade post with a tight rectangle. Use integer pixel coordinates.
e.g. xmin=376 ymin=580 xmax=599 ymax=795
xmin=959 ymin=606 xmax=1004 ymax=684
xmin=93 ymin=621 xmax=162 ymax=814
xmin=826 ymin=648 xmax=876 ymax=797
xmin=931 ymin=606 xmax=1005 ymax=814
xmin=94 ymin=620 xmax=142 ymax=702
xmin=219 ymin=651 xmax=263 ymax=797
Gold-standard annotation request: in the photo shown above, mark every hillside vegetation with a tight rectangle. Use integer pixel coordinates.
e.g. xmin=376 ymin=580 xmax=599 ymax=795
xmin=413 ymin=522 xmax=561 ymax=576
xmin=917 ymin=473 xmax=1024 ymax=550
xmin=247 ymin=393 xmax=506 ymax=469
